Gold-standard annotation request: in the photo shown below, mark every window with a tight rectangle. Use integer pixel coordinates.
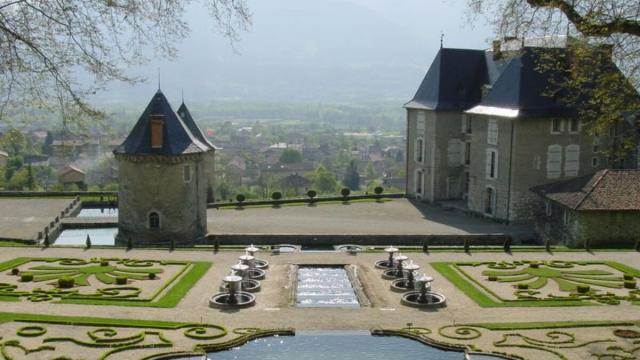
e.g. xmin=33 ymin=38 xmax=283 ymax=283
xmin=464 ymin=142 xmax=471 ymax=165
xmin=486 ymin=149 xmax=498 ymax=180
xmin=462 ymin=115 xmax=472 ymax=134
xmin=563 ymin=210 xmax=571 ymax=226
xmin=415 ymin=170 xmax=424 ymax=196
xmin=416 ymin=112 xmax=426 ymax=131
xmin=484 ymin=187 xmax=495 ymax=215
xmin=183 ymin=164 xmax=192 ymax=183
xmin=447 ymin=139 xmax=462 ymax=166
xmin=546 ymin=145 xmax=562 ymax=179
xmin=564 ymin=144 xmax=580 ymax=177
xmin=149 ymin=212 xmax=160 ymax=230
xmin=545 ymin=202 xmax=552 ymax=216
xmin=569 ymin=118 xmax=580 ymax=133
xmin=415 ymin=138 xmax=424 ymax=163
xmin=592 ymin=157 xmax=599 ymax=167
xmin=487 ymin=119 xmax=498 ymax=145
xmin=150 ymin=114 xmax=164 ymax=148
xmin=592 ymin=145 xmax=599 ymax=153
xmin=551 ymin=119 xmax=563 ymax=134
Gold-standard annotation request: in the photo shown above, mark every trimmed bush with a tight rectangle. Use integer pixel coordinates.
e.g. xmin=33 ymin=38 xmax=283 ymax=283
xmin=148 ymin=272 xmax=157 ymax=280
xmin=116 ymin=276 xmax=128 ymax=285
xmin=58 ymin=276 xmax=74 ymax=289
xmin=85 ymin=234 xmax=91 ymax=249
xmin=503 ymin=238 xmax=511 ymax=253
xmin=576 ymin=285 xmax=590 ymax=294
xmin=21 ymin=273 xmax=33 ymax=282
xmin=374 ymin=186 xmax=384 ymax=196
xmin=236 ymin=194 xmax=246 ymax=204
xmin=488 ymin=276 xmax=498 ymax=281
xmin=545 ymin=238 xmax=551 ymax=252
xmin=100 ymin=261 xmax=109 ymax=267
xmin=463 ymin=239 xmax=470 ymax=253
xmin=307 ymin=190 xmax=317 ymax=200
xmin=11 ymin=268 xmax=19 ymax=275
xmin=623 ymin=274 xmax=634 ymax=281
xmin=43 ymin=233 xmax=50 ymax=248
xmin=624 ymin=280 xmax=637 ymax=289
xmin=516 ymin=283 xmax=529 ymax=290
xmin=529 ymin=263 xmax=540 ymax=269
xmin=127 ymin=237 xmax=133 ymax=250
xmin=340 ymin=188 xmax=351 ymax=198
xmin=271 ymin=192 xmax=282 ymax=201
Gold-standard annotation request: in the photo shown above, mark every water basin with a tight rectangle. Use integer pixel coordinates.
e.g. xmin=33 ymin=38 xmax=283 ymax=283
xmin=196 ymin=331 xmax=504 ymax=359
xmin=296 ymin=267 xmax=359 ymax=308
xmin=76 ymin=208 xmax=118 ymax=217
xmin=54 ymin=228 xmax=117 ymax=246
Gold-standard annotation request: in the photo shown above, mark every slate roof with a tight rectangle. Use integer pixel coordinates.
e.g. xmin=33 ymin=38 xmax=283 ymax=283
xmin=177 ymin=102 xmax=217 ymax=150
xmin=404 ymin=48 xmax=488 ymax=111
xmin=531 ymin=170 xmax=640 ymax=211
xmin=406 ymin=44 xmax=637 ymax=118
xmin=114 ymin=90 xmax=209 ymax=156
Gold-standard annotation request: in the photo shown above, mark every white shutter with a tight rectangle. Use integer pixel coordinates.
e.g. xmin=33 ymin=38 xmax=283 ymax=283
xmin=447 ymin=139 xmax=462 ymax=166
xmin=564 ymin=144 xmax=580 ymax=176
xmin=487 ymin=119 xmax=498 ymax=145
xmin=416 ymin=112 xmax=425 ymax=131
xmin=547 ymin=145 xmax=562 ymax=179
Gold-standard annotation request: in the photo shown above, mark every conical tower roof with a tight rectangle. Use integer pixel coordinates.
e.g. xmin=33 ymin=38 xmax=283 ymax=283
xmin=114 ymin=90 xmax=209 ymax=156
xmin=177 ymin=102 xmax=217 ymax=150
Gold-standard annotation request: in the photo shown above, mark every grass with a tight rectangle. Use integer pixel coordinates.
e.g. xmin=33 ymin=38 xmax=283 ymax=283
xmin=468 ymin=320 xmax=640 ymax=331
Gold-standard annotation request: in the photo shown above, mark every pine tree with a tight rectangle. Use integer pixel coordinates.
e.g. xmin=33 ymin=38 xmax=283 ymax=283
xmin=85 ymin=234 xmax=91 ymax=249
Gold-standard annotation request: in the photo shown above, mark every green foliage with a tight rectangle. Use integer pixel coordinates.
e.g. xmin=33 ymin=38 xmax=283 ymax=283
xmin=279 ymin=148 xmax=302 ymax=164
xmin=576 ymin=285 xmax=590 ymax=293
xmin=21 ymin=273 xmax=33 ymax=282
xmin=236 ymin=194 xmax=246 ymax=203
xmin=310 ymin=165 xmax=339 ymax=194
xmin=343 ymin=160 xmax=360 ymax=190
xmin=58 ymin=276 xmax=75 ymax=289
xmin=11 ymin=268 xmax=19 ymax=275
xmin=271 ymin=191 xmax=282 ymax=200
xmin=340 ymin=187 xmax=351 ymax=198
xmin=116 ymin=276 xmax=128 ymax=285
xmin=624 ymin=280 xmax=637 ymax=289
xmin=374 ymin=186 xmax=384 ymax=195
xmin=306 ymin=189 xmax=317 ymax=200
xmin=85 ymin=235 xmax=91 ymax=249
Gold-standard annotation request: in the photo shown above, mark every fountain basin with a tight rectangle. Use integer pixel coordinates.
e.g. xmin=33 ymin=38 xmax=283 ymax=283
xmin=219 ymin=279 xmax=261 ymax=293
xmin=252 ymin=259 xmax=269 ymax=270
xmin=336 ymin=244 xmax=362 ymax=253
xmin=247 ymin=268 xmax=266 ymax=280
xmin=209 ymin=292 xmax=256 ymax=308
xmin=401 ymin=291 xmax=446 ymax=308
xmin=375 ymin=259 xmax=394 ymax=269
xmin=381 ymin=268 xmax=404 ymax=280
xmin=391 ymin=278 xmax=431 ymax=293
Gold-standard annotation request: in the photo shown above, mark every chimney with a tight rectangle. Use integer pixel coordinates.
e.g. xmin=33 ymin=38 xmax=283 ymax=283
xmin=492 ymin=40 xmax=502 ymax=60
xmin=150 ymin=114 xmax=164 ymax=149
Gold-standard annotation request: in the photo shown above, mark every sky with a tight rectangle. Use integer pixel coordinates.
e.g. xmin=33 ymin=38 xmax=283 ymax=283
xmin=102 ymin=0 xmax=494 ymax=105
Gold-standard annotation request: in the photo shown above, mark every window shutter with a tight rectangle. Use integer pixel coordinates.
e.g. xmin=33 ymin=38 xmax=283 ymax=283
xmin=487 ymin=119 xmax=498 ymax=145
xmin=447 ymin=139 xmax=462 ymax=166
xmin=564 ymin=144 xmax=580 ymax=176
xmin=547 ymin=145 xmax=562 ymax=179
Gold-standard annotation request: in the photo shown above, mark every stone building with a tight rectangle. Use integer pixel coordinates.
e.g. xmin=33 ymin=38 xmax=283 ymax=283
xmin=405 ymin=38 xmax=639 ymax=224
xmin=531 ymin=170 xmax=640 ymax=247
xmin=58 ymin=165 xmax=86 ymax=189
xmin=114 ymin=90 xmax=215 ymax=246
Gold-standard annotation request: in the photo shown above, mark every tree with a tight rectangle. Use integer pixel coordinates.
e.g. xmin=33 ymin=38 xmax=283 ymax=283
xmin=343 ymin=160 xmax=360 ymax=191
xmin=0 ymin=1 xmax=251 ymax=122
xmin=279 ymin=148 xmax=303 ymax=164
xmin=366 ymin=161 xmax=377 ymax=179
xmin=0 ymin=128 xmax=26 ymax=155
xmin=469 ymin=0 xmax=640 ymax=161
xmin=310 ymin=165 xmax=339 ymax=194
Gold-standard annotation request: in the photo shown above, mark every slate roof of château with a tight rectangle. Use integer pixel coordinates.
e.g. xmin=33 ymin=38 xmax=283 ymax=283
xmin=531 ymin=170 xmax=640 ymax=211
xmin=114 ymin=90 xmax=209 ymax=156
xmin=177 ymin=102 xmax=217 ymax=150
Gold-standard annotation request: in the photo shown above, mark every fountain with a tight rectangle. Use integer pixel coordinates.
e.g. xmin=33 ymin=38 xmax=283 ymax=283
xmin=239 ymin=252 xmax=266 ymax=280
xmin=245 ymin=244 xmax=269 ymax=269
xmin=375 ymin=245 xmax=398 ymax=269
xmin=336 ymin=244 xmax=362 ymax=254
xmin=390 ymin=260 xmax=421 ymax=292
xmin=209 ymin=274 xmax=256 ymax=308
xmin=382 ymin=253 xmax=407 ymax=279
xmin=401 ymin=273 xmax=446 ymax=308
xmin=220 ymin=262 xmax=261 ymax=292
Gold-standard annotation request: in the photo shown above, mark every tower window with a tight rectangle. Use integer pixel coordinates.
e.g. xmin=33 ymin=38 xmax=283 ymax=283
xmin=183 ymin=164 xmax=192 ymax=183
xmin=150 ymin=114 xmax=164 ymax=148
xmin=149 ymin=212 xmax=160 ymax=230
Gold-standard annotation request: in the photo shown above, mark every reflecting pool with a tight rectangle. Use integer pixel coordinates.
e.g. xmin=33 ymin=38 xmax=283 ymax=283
xmin=76 ymin=208 xmax=118 ymax=217
xmin=203 ymin=331 xmax=504 ymax=360
xmin=296 ymin=267 xmax=359 ymax=308
xmin=54 ymin=228 xmax=117 ymax=246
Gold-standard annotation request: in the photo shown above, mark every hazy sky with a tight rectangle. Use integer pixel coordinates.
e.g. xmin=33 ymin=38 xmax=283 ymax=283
xmin=104 ymin=0 xmax=494 ymax=105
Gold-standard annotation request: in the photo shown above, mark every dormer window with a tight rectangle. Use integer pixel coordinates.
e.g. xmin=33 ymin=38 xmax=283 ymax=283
xmin=150 ymin=114 xmax=164 ymax=148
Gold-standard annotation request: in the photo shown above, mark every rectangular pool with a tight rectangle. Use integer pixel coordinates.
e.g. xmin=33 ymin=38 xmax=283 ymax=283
xmin=76 ymin=208 xmax=119 ymax=217
xmin=54 ymin=228 xmax=117 ymax=246
xmin=296 ymin=266 xmax=359 ymax=308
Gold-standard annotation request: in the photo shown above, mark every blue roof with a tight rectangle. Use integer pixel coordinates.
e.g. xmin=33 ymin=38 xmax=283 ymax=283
xmin=114 ymin=90 xmax=209 ymax=156
xmin=177 ymin=102 xmax=217 ymax=150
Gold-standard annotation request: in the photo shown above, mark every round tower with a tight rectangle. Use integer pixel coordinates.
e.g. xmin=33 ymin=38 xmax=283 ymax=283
xmin=114 ymin=90 xmax=213 ymax=246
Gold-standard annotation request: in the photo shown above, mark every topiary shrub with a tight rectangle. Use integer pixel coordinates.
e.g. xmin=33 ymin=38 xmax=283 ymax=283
xmin=43 ymin=233 xmax=50 ymax=248
xmin=624 ymin=280 xmax=637 ymax=289
xmin=127 ymin=237 xmax=133 ymax=250
xmin=100 ymin=260 xmax=109 ymax=266
xmin=21 ymin=273 xmax=33 ymax=282
xmin=11 ymin=268 xmax=19 ymax=275
xmin=307 ymin=190 xmax=317 ymax=201
xmin=58 ymin=276 xmax=74 ymax=288
xmin=576 ymin=285 xmax=590 ymax=294
xmin=340 ymin=188 xmax=351 ymax=198
xmin=116 ymin=276 xmax=128 ymax=285
xmin=488 ymin=276 xmax=498 ymax=281
xmin=516 ymin=283 xmax=529 ymax=290
xmin=85 ymin=234 xmax=91 ymax=249
xmin=236 ymin=194 xmax=246 ymax=204
xmin=374 ymin=186 xmax=384 ymax=196
xmin=148 ymin=273 xmax=156 ymax=280
xmin=271 ymin=191 xmax=282 ymax=201
xmin=529 ymin=263 xmax=540 ymax=268
xmin=624 ymin=274 xmax=634 ymax=281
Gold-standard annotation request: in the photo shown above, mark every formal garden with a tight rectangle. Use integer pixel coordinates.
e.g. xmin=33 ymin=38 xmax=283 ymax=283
xmin=433 ymin=260 xmax=640 ymax=307
xmin=381 ymin=320 xmax=640 ymax=360
xmin=0 ymin=258 xmax=210 ymax=307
